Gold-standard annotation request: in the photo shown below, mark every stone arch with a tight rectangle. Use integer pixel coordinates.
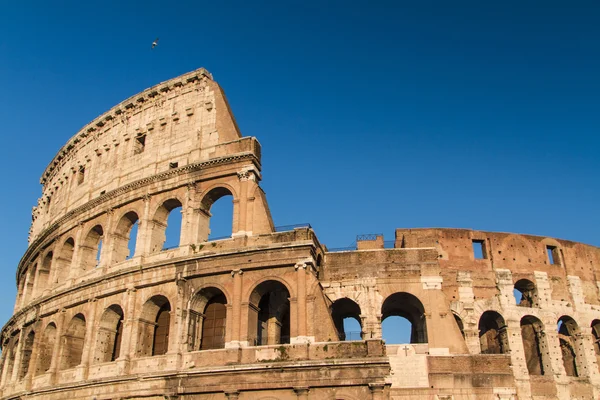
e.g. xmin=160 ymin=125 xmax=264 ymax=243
xmin=54 ymin=237 xmax=74 ymax=283
xmin=521 ymin=315 xmax=551 ymax=375
xmin=557 ymin=315 xmax=583 ymax=377
xmin=453 ymin=311 xmax=465 ymax=339
xmin=37 ymin=250 xmax=53 ymax=295
xmin=17 ymin=329 xmax=35 ymax=379
xmin=22 ymin=262 xmax=37 ymax=304
xmin=60 ymin=313 xmax=86 ymax=370
xmin=137 ymin=295 xmax=171 ymax=356
xmin=2 ymin=333 xmax=19 ymax=385
xmin=149 ymin=198 xmax=183 ymax=253
xmin=381 ymin=292 xmax=427 ymax=344
xmin=514 ymin=278 xmax=538 ymax=307
xmin=188 ymin=286 xmax=228 ymax=351
xmin=93 ymin=305 xmax=124 ymax=363
xmin=499 ymin=235 xmax=536 ymax=264
xmin=591 ymin=320 xmax=600 ymax=355
xmin=248 ymin=280 xmax=291 ymax=346
xmin=330 ymin=298 xmax=362 ymax=341
xmin=478 ymin=311 xmax=509 ymax=354
xmin=245 ymin=276 xmax=296 ymax=302
xmin=111 ymin=210 xmax=140 ymax=263
xmin=35 ymin=322 xmax=57 ymax=375
xmin=80 ymin=225 xmax=104 ymax=271
xmin=198 ymin=185 xmax=236 ymax=242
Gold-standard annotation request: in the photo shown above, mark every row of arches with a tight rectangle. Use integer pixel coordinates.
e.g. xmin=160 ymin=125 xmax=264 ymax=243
xmin=17 ymin=189 xmax=235 ymax=309
xmin=331 ymin=293 xmax=427 ymax=344
xmin=1 ymin=280 xmax=290 ymax=387
xmin=477 ymin=310 xmax=600 ymax=377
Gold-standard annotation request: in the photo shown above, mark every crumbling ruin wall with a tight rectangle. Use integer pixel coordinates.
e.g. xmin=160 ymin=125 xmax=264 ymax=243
xmin=1 ymin=68 xmax=599 ymax=400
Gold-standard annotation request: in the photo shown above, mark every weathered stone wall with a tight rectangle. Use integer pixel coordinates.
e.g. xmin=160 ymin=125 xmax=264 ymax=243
xmin=2 ymin=69 xmax=599 ymax=400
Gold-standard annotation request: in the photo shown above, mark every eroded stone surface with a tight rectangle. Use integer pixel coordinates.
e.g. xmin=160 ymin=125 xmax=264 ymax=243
xmin=1 ymin=68 xmax=600 ymax=400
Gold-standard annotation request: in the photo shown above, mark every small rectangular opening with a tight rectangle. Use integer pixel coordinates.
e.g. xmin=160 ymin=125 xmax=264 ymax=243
xmin=77 ymin=166 xmax=85 ymax=185
xmin=134 ymin=135 xmax=146 ymax=154
xmin=547 ymin=245 xmax=560 ymax=265
xmin=169 ymin=162 xmax=179 ymax=169
xmin=472 ymin=240 xmax=486 ymax=259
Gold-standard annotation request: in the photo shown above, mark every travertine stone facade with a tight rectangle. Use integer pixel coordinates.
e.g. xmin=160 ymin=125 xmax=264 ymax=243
xmin=2 ymin=68 xmax=600 ymax=400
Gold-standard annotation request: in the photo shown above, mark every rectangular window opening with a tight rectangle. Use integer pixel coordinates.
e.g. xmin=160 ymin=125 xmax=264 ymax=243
xmin=77 ymin=166 xmax=85 ymax=185
xmin=169 ymin=161 xmax=179 ymax=169
xmin=134 ymin=135 xmax=146 ymax=154
xmin=472 ymin=240 xmax=486 ymax=259
xmin=547 ymin=245 xmax=560 ymax=265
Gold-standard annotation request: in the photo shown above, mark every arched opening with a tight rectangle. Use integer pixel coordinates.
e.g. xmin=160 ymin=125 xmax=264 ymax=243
xmin=18 ymin=330 xmax=35 ymax=379
xmin=188 ymin=287 xmax=227 ymax=351
xmin=111 ymin=211 xmax=140 ymax=263
xmin=2 ymin=334 xmax=19 ymax=385
xmin=453 ymin=313 xmax=465 ymax=339
xmin=149 ymin=199 xmax=183 ymax=252
xmin=137 ymin=295 xmax=171 ymax=356
xmin=94 ymin=305 xmax=124 ymax=363
xmin=55 ymin=238 xmax=74 ymax=283
xmin=36 ymin=251 xmax=53 ymax=295
xmin=80 ymin=225 xmax=103 ymax=271
xmin=23 ymin=264 xmax=36 ymax=304
xmin=592 ymin=320 xmax=600 ymax=372
xmin=521 ymin=315 xmax=550 ymax=375
xmin=331 ymin=298 xmax=362 ymax=341
xmin=478 ymin=311 xmax=509 ymax=354
xmin=35 ymin=323 xmax=56 ymax=375
xmin=558 ymin=316 xmax=582 ymax=377
xmin=60 ymin=314 xmax=86 ymax=370
xmin=381 ymin=292 xmax=427 ymax=344
xmin=16 ymin=274 xmax=26 ymax=308
xmin=200 ymin=187 xmax=234 ymax=241
xmin=163 ymin=203 xmax=182 ymax=249
xmin=514 ymin=279 xmax=538 ymax=307
xmin=248 ymin=281 xmax=290 ymax=346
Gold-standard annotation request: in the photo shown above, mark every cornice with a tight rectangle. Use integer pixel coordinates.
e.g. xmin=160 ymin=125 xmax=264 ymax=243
xmin=19 ymin=152 xmax=258 ymax=280
xmin=41 ymin=67 xmax=213 ymax=187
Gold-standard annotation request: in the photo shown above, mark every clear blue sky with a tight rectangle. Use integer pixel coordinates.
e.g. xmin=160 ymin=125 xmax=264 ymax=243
xmin=1 ymin=1 xmax=598 ymax=339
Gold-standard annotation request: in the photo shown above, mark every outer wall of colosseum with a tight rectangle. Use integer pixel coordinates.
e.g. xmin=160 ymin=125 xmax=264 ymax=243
xmin=1 ymin=68 xmax=600 ymax=400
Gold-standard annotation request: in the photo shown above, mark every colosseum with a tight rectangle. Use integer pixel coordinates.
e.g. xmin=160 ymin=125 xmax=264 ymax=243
xmin=1 ymin=68 xmax=599 ymax=400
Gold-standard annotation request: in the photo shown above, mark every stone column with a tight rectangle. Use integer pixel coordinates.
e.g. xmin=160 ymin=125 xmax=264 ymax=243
xmin=174 ymin=276 xmax=187 ymax=358
xmin=369 ymin=382 xmax=387 ymax=400
xmin=226 ymin=270 xmax=244 ymax=348
xmin=80 ymin=299 xmax=98 ymax=378
xmin=68 ymin=223 xmax=85 ymax=279
xmin=24 ymin=322 xmax=44 ymax=390
xmin=179 ymin=183 xmax=196 ymax=247
xmin=119 ymin=288 xmax=137 ymax=363
xmin=296 ymin=262 xmax=307 ymax=338
xmin=576 ymin=331 xmax=600 ymax=384
xmin=10 ymin=329 xmax=26 ymax=383
xmin=139 ymin=194 xmax=153 ymax=255
xmin=97 ymin=209 xmax=114 ymax=269
xmin=49 ymin=309 xmax=66 ymax=384
xmin=234 ymin=170 xmax=250 ymax=236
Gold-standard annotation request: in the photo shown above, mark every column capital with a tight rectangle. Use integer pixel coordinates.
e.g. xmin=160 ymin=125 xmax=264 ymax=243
xmin=224 ymin=390 xmax=240 ymax=400
xmin=368 ymin=382 xmax=386 ymax=393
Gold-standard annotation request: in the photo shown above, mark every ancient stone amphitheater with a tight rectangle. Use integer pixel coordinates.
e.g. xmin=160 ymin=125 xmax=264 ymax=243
xmin=2 ymin=68 xmax=600 ymax=400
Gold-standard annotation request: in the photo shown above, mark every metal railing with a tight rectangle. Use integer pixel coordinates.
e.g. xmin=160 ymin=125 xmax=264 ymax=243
xmin=327 ymin=245 xmax=357 ymax=252
xmin=356 ymin=233 xmax=382 ymax=241
xmin=274 ymin=223 xmax=312 ymax=232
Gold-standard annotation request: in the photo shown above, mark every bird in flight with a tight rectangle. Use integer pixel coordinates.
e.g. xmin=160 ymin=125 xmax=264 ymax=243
xmin=152 ymin=38 xmax=159 ymax=49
